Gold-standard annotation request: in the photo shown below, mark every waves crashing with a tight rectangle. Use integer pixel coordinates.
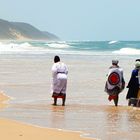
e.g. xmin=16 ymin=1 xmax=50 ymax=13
xmin=0 ymin=41 xmax=139 ymax=55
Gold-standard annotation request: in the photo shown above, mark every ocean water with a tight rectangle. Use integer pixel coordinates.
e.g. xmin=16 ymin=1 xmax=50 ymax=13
xmin=0 ymin=40 xmax=140 ymax=56
xmin=0 ymin=40 xmax=140 ymax=140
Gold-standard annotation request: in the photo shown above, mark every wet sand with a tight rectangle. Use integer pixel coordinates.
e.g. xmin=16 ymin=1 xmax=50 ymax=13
xmin=0 ymin=92 xmax=10 ymax=109
xmin=0 ymin=118 xmax=95 ymax=140
xmin=0 ymin=55 xmax=140 ymax=140
xmin=0 ymin=92 xmax=94 ymax=140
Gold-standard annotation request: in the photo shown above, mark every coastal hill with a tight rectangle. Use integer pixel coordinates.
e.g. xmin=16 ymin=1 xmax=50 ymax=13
xmin=0 ymin=19 xmax=59 ymax=41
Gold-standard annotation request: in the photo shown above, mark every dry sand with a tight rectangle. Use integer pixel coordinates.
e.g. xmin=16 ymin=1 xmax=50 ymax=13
xmin=0 ymin=93 xmax=94 ymax=140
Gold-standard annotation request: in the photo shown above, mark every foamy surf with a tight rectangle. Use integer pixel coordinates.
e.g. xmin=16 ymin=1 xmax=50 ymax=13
xmin=108 ymin=40 xmax=118 ymax=44
xmin=0 ymin=40 xmax=139 ymax=56
xmin=46 ymin=42 xmax=70 ymax=48
xmin=0 ymin=41 xmax=47 ymax=54
xmin=113 ymin=48 xmax=140 ymax=55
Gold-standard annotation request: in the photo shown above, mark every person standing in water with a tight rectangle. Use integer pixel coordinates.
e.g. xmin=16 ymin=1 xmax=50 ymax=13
xmin=105 ymin=60 xmax=125 ymax=106
xmin=51 ymin=56 xmax=68 ymax=106
xmin=126 ymin=60 xmax=140 ymax=106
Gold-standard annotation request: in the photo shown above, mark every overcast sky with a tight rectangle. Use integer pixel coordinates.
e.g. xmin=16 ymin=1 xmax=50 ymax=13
xmin=0 ymin=0 xmax=140 ymax=41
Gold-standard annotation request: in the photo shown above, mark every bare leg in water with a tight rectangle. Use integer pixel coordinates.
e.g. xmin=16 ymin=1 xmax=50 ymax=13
xmin=52 ymin=93 xmax=66 ymax=106
xmin=62 ymin=94 xmax=66 ymax=106
xmin=53 ymin=97 xmax=57 ymax=105
xmin=114 ymin=95 xmax=119 ymax=106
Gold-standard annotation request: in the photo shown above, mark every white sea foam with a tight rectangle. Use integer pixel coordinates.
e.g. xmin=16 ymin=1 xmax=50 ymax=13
xmin=46 ymin=42 xmax=70 ymax=48
xmin=108 ymin=40 xmax=118 ymax=44
xmin=0 ymin=41 xmax=138 ymax=56
xmin=0 ymin=42 xmax=45 ymax=54
xmin=0 ymin=41 xmax=119 ymax=56
xmin=113 ymin=48 xmax=140 ymax=55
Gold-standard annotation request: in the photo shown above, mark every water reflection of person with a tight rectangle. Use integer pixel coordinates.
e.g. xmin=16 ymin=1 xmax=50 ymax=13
xmin=106 ymin=107 xmax=120 ymax=131
xmin=126 ymin=60 xmax=140 ymax=105
xmin=50 ymin=105 xmax=66 ymax=128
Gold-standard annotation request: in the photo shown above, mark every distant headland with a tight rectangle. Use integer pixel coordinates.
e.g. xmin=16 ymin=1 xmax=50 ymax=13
xmin=0 ymin=19 xmax=60 ymax=41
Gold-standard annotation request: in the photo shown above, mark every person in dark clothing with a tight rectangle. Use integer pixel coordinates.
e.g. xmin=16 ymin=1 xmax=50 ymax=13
xmin=126 ymin=61 xmax=140 ymax=106
xmin=135 ymin=59 xmax=140 ymax=62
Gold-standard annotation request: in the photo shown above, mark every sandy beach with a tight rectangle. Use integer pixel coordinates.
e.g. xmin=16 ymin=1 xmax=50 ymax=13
xmin=0 ymin=92 xmax=94 ymax=140
xmin=0 ymin=118 xmax=94 ymax=140
xmin=0 ymin=92 xmax=10 ymax=109
xmin=0 ymin=54 xmax=140 ymax=140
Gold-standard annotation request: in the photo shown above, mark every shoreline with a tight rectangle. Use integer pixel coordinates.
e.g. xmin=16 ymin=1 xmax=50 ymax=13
xmin=0 ymin=93 xmax=95 ymax=140
xmin=0 ymin=54 xmax=139 ymax=140
xmin=0 ymin=118 xmax=95 ymax=140
xmin=0 ymin=92 xmax=10 ymax=109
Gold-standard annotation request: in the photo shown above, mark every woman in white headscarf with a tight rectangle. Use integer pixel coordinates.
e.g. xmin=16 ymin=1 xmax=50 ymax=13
xmin=51 ymin=56 xmax=68 ymax=106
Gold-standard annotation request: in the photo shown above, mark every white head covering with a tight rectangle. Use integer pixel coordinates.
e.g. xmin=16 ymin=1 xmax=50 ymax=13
xmin=135 ymin=61 xmax=140 ymax=68
xmin=112 ymin=60 xmax=119 ymax=65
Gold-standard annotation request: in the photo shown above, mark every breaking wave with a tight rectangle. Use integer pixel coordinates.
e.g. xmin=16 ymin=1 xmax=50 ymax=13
xmin=46 ymin=42 xmax=70 ymax=48
xmin=112 ymin=48 xmax=140 ymax=55
xmin=108 ymin=40 xmax=118 ymax=44
xmin=0 ymin=41 xmax=139 ymax=56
